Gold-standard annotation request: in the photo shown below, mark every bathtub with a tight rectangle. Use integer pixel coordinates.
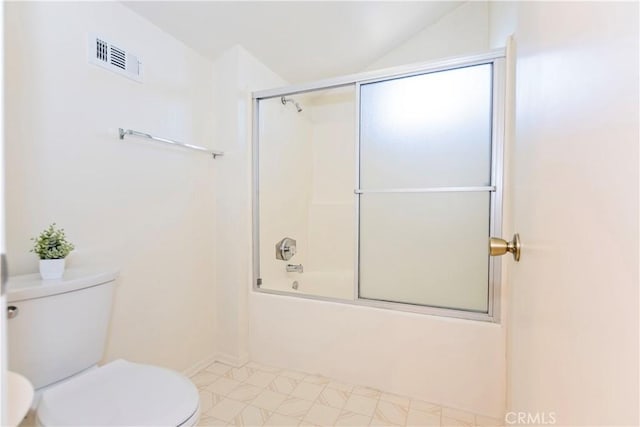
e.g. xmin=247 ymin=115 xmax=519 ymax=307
xmin=262 ymin=270 xmax=353 ymax=300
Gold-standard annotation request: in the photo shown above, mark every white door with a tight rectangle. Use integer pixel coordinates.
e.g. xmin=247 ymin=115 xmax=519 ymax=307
xmin=0 ymin=0 xmax=7 ymax=424
xmin=507 ymin=2 xmax=638 ymax=425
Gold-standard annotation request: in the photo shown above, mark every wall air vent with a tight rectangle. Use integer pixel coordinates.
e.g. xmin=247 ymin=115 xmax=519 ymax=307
xmin=110 ymin=45 xmax=126 ymax=70
xmin=96 ymin=38 xmax=108 ymax=62
xmin=88 ymin=34 xmax=142 ymax=82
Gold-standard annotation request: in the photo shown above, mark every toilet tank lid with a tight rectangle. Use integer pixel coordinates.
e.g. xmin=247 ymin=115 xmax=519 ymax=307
xmin=6 ymin=268 xmax=119 ymax=302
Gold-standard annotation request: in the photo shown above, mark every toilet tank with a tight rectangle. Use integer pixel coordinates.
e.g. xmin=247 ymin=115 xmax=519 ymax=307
xmin=6 ymin=268 xmax=119 ymax=389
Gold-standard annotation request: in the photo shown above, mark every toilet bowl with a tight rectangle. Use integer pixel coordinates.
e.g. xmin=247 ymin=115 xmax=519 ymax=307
xmin=36 ymin=359 xmax=199 ymax=427
xmin=6 ymin=269 xmax=199 ymax=427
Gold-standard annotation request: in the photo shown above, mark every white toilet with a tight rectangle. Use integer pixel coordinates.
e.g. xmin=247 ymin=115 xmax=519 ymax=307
xmin=6 ymin=268 xmax=200 ymax=426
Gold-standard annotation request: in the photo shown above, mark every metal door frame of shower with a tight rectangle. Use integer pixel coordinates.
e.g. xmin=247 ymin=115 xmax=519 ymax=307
xmin=251 ymin=49 xmax=506 ymax=323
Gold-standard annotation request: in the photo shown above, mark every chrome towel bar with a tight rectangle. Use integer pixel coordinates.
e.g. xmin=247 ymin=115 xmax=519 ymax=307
xmin=118 ymin=128 xmax=224 ymax=159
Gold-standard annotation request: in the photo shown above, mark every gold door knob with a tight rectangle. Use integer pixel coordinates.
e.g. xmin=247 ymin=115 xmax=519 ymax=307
xmin=489 ymin=233 xmax=521 ymax=261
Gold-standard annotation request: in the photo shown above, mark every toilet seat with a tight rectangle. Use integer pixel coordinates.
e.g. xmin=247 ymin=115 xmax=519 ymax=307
xmin=36 ymin=359 xmax=199 ymax=427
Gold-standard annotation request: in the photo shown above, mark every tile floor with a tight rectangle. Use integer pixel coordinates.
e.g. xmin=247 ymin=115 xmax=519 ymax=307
xmin=193 ymin=361 xmax=504 ymax=427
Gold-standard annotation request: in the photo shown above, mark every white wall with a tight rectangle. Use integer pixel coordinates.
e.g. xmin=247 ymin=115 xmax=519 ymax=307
xmin=252 ymin=86 xmax=355 ymax=302
xmin=211 ymin=46 xmax=290 ymax=366
xmin=257 ymin=89 xmax=355 ymax=292
xmin=258 ymin=97 xmax=313 ymax=288
xmin=367 ymin=1 xmax=489 ymax=70
xmin=507 ymin=2 xmax=639 ymax=425
xmin=4 ymin=2 xmax=217 ymax=372
xmin=307 ymin=90 xmax=355 ymax=281
xmin=488 ymin=2 xmax=517 ymax=49
xmin=216 ymin=3 xmax=507 ymax=417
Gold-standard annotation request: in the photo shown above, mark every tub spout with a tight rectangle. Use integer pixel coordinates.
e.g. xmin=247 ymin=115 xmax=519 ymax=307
xmin=286 ymin=264 xmax=304 ymax=273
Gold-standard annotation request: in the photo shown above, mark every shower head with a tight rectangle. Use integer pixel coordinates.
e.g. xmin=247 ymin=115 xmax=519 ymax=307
xmin=281 ymin=96 xmax=303 ymax=112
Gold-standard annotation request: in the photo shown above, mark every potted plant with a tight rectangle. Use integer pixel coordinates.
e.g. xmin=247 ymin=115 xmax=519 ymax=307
xmin=31 ymin=223 xmax=75 ymax=280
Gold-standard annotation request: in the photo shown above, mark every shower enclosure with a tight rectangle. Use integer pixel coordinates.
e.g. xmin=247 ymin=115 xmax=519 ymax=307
xmin=252 ymin=50 xmax=506 ymax=321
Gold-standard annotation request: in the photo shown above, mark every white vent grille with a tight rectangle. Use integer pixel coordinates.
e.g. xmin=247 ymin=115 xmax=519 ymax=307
xmin=96 ymin=38 xmax=108 ymax=62
xmin=110 ymin=45 xmax=126 ymax=69
xmin=88 ymin=34 xmax=142 ymax=82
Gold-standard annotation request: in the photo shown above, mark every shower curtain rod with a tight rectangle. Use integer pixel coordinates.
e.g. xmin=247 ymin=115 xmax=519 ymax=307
xmin=118 ymin=128 xmax=224 ymax=159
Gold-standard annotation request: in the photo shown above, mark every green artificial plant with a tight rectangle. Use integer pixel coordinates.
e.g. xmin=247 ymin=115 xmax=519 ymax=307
xmin=31 ymin=223 xmax=75 ymax=260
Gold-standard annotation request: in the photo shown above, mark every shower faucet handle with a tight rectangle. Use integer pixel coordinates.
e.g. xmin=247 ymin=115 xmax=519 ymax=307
xmin=276 ymin=237 xmax=297 ymax=261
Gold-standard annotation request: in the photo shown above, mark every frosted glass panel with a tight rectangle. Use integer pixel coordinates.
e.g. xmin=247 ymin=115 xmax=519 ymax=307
xmin=360 ymin=64 xmax=492 ymax=189
xmin=359 ymin=192 xmax=490 ymax=312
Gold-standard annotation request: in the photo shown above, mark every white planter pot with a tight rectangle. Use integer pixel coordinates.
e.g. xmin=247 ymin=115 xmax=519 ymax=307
xmin=39 ymin=259 xmax=65 ymax=280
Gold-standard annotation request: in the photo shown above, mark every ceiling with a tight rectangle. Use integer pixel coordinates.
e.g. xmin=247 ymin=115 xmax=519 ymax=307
xmin=122 ymin=1 xmax=463 ymax=84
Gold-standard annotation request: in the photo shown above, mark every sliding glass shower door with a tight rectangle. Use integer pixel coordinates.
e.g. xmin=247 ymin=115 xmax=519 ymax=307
xmin=358 ymin=64 xmax=496 ymax=313
xmin=253 ymin=51 xmax=505 ymax=320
